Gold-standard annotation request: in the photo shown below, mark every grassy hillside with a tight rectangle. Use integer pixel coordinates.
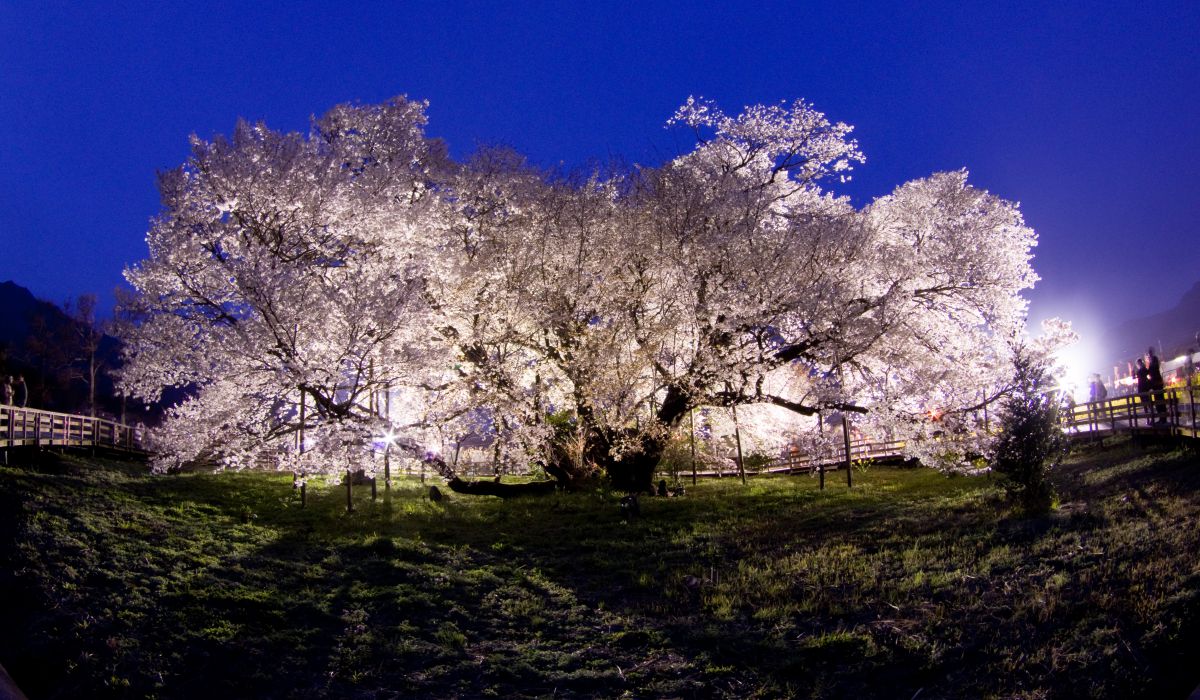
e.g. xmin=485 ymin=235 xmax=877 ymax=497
xmin=2 ymin=441 xmax=1199 ymax=698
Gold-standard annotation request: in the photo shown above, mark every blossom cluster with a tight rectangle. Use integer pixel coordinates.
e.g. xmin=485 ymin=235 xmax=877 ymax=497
xmin=121 ymin=96 xmax=1048 ymax=477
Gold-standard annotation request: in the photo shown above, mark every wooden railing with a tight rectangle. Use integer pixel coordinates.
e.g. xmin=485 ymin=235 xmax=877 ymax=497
xmin=766 ymin=438 xmax=909 ymax=474
xmin=5 ymin=386 xmax=1191 ymax=469
xmin=763 ymin=387 xmax=1200 ymax=478
xmin=0 ymin=406 xmax=142 ymax=452
xmin=1062 ymin=386 xmax=1200 ymax=439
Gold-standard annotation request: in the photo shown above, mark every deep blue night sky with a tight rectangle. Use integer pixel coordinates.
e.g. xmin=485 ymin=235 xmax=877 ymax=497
xmin=2 ymin=1 xmax=1197 ymax=374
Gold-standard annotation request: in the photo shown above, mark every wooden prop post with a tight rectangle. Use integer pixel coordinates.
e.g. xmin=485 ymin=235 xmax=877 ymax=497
xmin=384 ymin=389 xmax=393 ymax=492
xmin=384 ymin=445 xmax=392 ymax=493
xmin=689 ymin=408 xmax=697 ymax=486
xmin=298 ymin=388 xmax=307 ymax=508
xmin=818 ymin=410 xmax=825 ymax=491
xmin=842 ymin=412 xmax=853 ymax=488
xmin=732 ymin=404 xmax=746 ymax=486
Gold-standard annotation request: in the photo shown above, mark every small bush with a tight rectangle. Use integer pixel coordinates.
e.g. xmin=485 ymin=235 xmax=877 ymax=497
xmin=991 ymin=351 xmax=1069 ymax=513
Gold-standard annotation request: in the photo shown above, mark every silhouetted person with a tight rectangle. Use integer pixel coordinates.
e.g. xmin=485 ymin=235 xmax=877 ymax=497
xmin=1135 ymin=359 xmax=1151 ymax=416
xmin=1 ymin=376 xmax=12 ymax=406
xmin=15 ymin=375 xmax=27 ymax=408
xmin=1088 ymin=374 xmax=1107 ymax=425
xmin=1148 ymin=346 xmax=1167 ymax=424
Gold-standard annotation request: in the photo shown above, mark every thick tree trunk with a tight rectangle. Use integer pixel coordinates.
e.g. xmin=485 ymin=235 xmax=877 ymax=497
xmin=445 ymin=477 xmax=557 ymax=498
xmin=400 ymin=416 xmax=670 ymax=499
xmin=587 ymin=429 xmax=667 ymax=494
xmin=604 ymin=453 xmax=660 ymax=494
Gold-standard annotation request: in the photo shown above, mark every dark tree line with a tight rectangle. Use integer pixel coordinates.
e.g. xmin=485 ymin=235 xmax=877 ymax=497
xmin=0 ymin=288 xmax=142 ymax=421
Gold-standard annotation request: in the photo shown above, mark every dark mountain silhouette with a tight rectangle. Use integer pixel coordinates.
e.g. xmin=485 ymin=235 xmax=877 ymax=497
xmin=0 ymin=280 xmax=65 ymax=348
xmin=1101 ymin=281 xmax=1200 ymax=364
xmin=0 ymin=280 xmax=125 ymax=416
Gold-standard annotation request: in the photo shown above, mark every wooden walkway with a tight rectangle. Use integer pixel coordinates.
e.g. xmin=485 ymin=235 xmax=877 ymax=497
xmin=1062 ymin=386 xmax=1200 ymax=440
xmin=0 ymin=405 xmax=142 ymax=453
xmin=766 ymin=438 xmax=910 ymax=475
xmin=758 ymin=385 xmax=1200 ymax=478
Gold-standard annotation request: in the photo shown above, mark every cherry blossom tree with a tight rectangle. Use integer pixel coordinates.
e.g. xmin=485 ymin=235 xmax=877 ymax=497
xmin=434 ymin=99 xmax=1041 ymax=490
xmin=121 ymin=95 xmax=1048 ymax=493
xmin=121 ymin=97 xmax=451 ymax=475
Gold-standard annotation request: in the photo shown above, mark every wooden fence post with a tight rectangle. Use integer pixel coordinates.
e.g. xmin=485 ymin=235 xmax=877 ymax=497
xmin=1190 ymin=380 xmax=1197 ymax=436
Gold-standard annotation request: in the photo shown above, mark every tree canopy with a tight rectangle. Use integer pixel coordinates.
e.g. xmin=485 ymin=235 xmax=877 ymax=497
xmin=121 ymin=95 xmax=1045 ymax=489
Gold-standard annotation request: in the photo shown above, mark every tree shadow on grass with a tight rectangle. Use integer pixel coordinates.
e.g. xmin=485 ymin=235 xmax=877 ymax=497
xmin=6 ymin=453 xmax=1200 ymax=698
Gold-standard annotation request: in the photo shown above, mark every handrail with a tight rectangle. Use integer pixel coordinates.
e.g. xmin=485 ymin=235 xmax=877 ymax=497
xmin=0 ymin=405 xmax=143 ymax=452
xmin=766 ymin=438 xmax=909 ymax=474
xmin=764 ymin=386 xmax=1200 ymax=478
xmin=1061 ymin=386 xmax=1198 ymax=439
xmin=6 ymin=387 xmax=1192 ymax=469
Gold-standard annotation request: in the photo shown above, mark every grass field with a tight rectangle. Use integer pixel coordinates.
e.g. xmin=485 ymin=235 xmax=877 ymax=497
xmin=2 ymin=439 xmax=1199 ymax=699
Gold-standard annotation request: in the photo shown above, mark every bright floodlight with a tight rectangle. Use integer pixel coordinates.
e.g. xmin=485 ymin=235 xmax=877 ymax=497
xmin=1054 ymin=339 xmax=1099 ymax=402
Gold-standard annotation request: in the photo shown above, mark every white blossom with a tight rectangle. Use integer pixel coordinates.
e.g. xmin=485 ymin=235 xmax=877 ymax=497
xmin=121 ymin=96 xmax=1051 ymax=482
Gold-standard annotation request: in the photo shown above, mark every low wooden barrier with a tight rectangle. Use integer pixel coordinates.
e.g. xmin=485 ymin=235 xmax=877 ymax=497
xmin=766 ymin=438 xmax=909 ymax=474
xmin=767 ymin=387 xmax=1200 ymax=478
xmin=8 ymin=386 xmax=1191 ymax=473
xmin=0 ymin=405 xmax=142 ymax=452
xmin=1061 ymin=386 xmax=1199 ymax=440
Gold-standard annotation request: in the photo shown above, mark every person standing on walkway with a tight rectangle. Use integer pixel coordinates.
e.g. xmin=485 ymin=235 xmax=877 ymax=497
xmin=1088 ymin=374 xmax=1107 ymax=426
xmin=1 ymin=376 xmax=12 ymax=406
xmin=15 ymin=375 xmax=27 ymax=408
xmin=1147 ymin=346 xmax=1167 ymax=424
xmin=1135 ymin=359 xmax=1152 ymax=417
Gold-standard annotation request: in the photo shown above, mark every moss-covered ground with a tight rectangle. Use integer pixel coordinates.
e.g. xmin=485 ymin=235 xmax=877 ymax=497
xmin=2 ymin=439 xmax=1199 ymax=698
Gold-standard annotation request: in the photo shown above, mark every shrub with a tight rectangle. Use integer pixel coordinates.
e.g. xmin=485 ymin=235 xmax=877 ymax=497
xmin=991 ymin=352 xmax=1069 ymax=513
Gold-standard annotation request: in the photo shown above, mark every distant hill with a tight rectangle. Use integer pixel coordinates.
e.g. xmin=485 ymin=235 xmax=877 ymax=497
xmin=0 ymin=280 xmax=70 ymax=349
xmin=1101 ymin=280 xmax=1200 ymax=363
xmin=0 ymin=280 xmax=124 ymax=416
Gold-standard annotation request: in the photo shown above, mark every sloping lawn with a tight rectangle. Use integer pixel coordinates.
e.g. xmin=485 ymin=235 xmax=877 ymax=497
xmin=2 ymin=440 xmax=1199 ymax=698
